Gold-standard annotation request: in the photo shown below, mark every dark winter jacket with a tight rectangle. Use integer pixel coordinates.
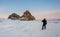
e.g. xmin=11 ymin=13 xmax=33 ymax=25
xmin=42 ymin=19 xmax=47 ymax=26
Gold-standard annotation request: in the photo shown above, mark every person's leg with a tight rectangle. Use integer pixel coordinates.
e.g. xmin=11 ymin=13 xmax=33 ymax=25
xmin=44 ymin=25 xmax=46 ymax=29
xmin=42 ymin=25 xmax=43 ymax=30
xmin=44 ymin=24 xmax=46 ymax=29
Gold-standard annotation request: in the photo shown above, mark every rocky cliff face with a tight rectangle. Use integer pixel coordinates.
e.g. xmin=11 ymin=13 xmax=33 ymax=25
xmin=20 ymin=10 xmax=35 ymax=20
xmin=8 ymin=10 xmax=35 ymax=20
xmin=8 ymin=13 xmax=20 ymax=20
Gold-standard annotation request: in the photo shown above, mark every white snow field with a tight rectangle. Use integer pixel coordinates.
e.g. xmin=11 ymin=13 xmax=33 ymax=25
xmin=0 ymin=18 xmax=60 ymax=37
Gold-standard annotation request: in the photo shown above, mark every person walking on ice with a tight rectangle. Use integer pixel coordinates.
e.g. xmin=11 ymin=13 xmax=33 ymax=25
xmin=42 ymin=18 xmax=47 ymax=30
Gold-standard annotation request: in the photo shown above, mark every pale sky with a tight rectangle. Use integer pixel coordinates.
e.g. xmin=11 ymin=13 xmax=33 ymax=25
xmin=0 ymin=0 xmax=60 ymax=20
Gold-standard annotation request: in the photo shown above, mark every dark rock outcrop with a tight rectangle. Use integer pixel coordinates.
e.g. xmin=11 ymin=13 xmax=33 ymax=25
xmin=8 ymin=10 xmax=35 ymax=20
xmin=20 ymin=10 xmax=35 ymax=20
xmin=8 ymin=13 xmax=20 ymax=20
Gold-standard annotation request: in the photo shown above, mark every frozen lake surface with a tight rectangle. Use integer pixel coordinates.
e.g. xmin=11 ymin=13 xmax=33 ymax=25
xmin=0 ymin=19 xmax=60 ymax=37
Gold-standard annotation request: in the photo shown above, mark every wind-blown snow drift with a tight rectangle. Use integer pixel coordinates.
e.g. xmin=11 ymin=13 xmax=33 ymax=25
xmin=0 ymin=19 xmax=60 ymax=37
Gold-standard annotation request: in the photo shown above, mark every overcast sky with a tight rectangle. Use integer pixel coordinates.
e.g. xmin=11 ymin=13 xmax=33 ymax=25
xmin=0 ymin=0 xmax=60 ymax=19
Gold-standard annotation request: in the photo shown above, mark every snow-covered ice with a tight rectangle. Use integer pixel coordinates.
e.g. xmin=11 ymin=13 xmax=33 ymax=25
xmin=0 ymin=19 xmax=60 ymax=37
